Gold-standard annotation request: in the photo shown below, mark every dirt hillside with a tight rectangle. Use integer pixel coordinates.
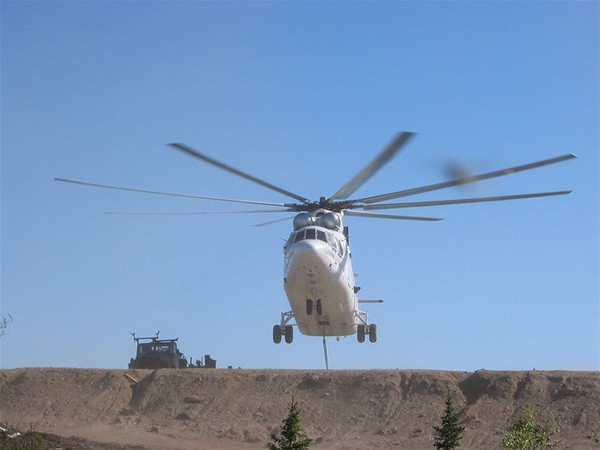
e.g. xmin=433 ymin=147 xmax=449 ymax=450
xmin=1 ymin=368 xmax=598 ymax=449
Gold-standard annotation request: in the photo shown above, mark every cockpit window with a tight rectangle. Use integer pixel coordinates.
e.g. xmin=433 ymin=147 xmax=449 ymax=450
xmin=287 ymin=228 xmax=342 ymax=255
xmin=326 ymin=232 xmax=338 ymax=252
xmin=337 ymin=239 xmax=344 ymax=257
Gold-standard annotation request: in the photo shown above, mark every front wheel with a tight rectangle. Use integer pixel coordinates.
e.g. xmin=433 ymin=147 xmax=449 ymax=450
xmin=273 ymin=325 xmax=282 ymax=344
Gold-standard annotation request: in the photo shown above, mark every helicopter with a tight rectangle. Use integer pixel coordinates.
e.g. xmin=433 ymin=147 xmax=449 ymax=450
xmin=56 ymin=132 xmax=576 ymax=347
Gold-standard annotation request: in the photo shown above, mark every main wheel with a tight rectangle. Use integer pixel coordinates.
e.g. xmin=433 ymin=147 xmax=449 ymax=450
xmin=284 ymin=325 xmax=294 ymax=344
xmin=357 ymin=324 xmax=366 ymax=343
xmin=316 ymin=299 xmax=323 ymax=315
xmin=368 ymin=324 xmax=377 ymax=343
xmin=273 ymin=325 xmax=282 ymax=344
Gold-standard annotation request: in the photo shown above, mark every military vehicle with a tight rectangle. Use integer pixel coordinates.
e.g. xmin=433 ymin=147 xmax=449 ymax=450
xmin=128 ymin=332 xmax=216 ymax=369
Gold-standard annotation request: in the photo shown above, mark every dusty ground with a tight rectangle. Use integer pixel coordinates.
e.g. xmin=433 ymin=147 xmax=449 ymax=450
xmin=0 ymin=368 xmax=598 ymax=449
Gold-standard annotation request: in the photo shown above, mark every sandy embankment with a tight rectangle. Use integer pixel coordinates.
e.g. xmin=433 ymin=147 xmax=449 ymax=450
xmin=1 ymin=368 xmax=599 ymax=449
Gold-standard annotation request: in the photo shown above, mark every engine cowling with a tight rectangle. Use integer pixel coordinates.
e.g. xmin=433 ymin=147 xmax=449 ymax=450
xmin=321 ymin=212 xmax=341 ymax=230
xmin=293 ymin=213 xmax=314 ymax=230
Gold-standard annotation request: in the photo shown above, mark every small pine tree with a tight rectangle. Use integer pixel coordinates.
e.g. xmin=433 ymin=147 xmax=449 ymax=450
xmin=268 ymin=397 xmax=313 ymax=450
xmin=433 ymin=394 xmax=465 ymax=450
xmin=501 ymin=404 xmax=558 ymax=450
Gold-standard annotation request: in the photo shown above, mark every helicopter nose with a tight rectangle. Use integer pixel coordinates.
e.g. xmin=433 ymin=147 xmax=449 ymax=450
xmin=289 ymin=239 xmax=331 ymax=268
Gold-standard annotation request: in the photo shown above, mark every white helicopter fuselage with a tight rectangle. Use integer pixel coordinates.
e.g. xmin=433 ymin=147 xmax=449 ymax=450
xmin=282 ymin=210 xmax=359 ymax=337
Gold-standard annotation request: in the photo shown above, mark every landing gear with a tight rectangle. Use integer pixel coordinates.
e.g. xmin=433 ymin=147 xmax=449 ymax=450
xmin=273 ymin=311 xmax=295 ymax=344
xmin=273 ymin=325 xmax=282 ymax=344
xmin=368 ymin=323 xmax=377 ymax=343
xmin=273 ymin=324 xmax=294 ymax=344
xmin=357 ymin=324 xmax=366 ymax=343
xmin=355 ymin=310 xmax=377 ymax=343
xmin=306 ymin=299 xmax=323 ymax=316
xmin=284 ymin=325 xmax=294 ymax=344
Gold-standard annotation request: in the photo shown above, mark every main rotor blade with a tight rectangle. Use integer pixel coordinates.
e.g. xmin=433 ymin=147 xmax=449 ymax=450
xmin=104 ymin=209 xmax=293 ymax=215
xmin=329 ymin=132 xmax=415 ymax=201
xmin=361 ymin=191 xmax=573 ymax=210
xmin=55 ymin=178 xmax=288 ymax=207
xmin=354 ymin=153 xmax=577 ymax=205
xmin=254 ymin=216 xmax=295 ymax=227
xmin=169 ymin=143 xmax=311 ymax=203
xmin=345 ymin=210 xmax=442 ymax=222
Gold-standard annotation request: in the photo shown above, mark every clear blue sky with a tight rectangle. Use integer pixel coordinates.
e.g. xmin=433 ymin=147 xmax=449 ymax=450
xmin=1 ymin=1 xmax=598 ymax=371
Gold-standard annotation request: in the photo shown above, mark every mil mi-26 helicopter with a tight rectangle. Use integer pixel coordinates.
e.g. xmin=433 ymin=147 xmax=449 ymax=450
xmin=56 ymin=132 xmax=575 ymax=347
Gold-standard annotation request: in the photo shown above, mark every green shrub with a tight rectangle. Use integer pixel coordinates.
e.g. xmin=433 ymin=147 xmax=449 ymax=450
xmin=0 ymin=430 xmax=54 ymax=450
xmin=501 ymin=404 xmax=558 ymax=450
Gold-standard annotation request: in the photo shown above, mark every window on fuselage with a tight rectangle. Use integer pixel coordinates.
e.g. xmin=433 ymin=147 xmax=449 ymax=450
xmin=326 ymin=232 xmax=336 ymax=250
xmin=316 ymin=230 xmax=327 ymax=242
xmin=338 ymin=240 xmax=344 ymax=257
xmin=305 ymin=228 xmax=316 ymax=240
xmin=284 ymin=234 xmax=294 ymax=253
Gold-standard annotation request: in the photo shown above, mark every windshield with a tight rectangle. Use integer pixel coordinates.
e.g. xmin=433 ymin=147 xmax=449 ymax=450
xmin=138 ymin=343 xmax=174 ymax=355
xmin=287 ymin=228 xmax=343 ymax=256
xmin=293 ymin=228 xmax=327 ymax=243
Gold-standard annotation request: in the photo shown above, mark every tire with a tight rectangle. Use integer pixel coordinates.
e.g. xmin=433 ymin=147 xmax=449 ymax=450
xmin=273 ymin=325 xmax=282 ymax=344
xmin=357 ymin=324 xmax=365 ymax=343
xmin=369 ymin=324 xmax=377 ymax=343
xmin=284 ymin=325 xmax=294 ymax=344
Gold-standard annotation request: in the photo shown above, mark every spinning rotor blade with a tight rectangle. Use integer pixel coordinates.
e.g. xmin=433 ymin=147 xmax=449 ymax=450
xmin=361 ymin=191 xmax=573 ymax=210
xmin=354 ymin=153 xmax=577 ymax=205
xmin=55 ymin=178 xmax=287 ymax=207
xmin=254 ymin=216 xmax=295 ymax=227
xmin=345 ymin=210 xmax=441 ymax=222
xmin=169 ymin=143 xmax=311 ymax=203
xmin=329 ymin=132 xmax=415 ymax=201
xmin=104 ymin=209 xmax=293 ymax=215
